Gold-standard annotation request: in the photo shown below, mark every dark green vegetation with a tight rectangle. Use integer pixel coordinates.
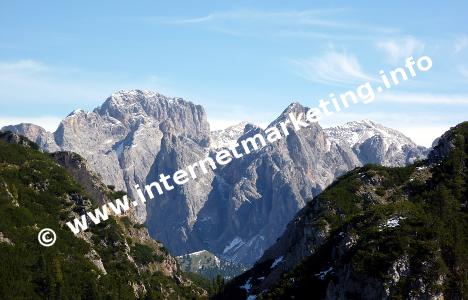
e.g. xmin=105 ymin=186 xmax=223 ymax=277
xmin=218 ymin=122 xmax=467 ymax=299
xmin=0 ymin=132 xmax=207 ymax=299
xmin=185 ymin=273 xmax=226 ymax=296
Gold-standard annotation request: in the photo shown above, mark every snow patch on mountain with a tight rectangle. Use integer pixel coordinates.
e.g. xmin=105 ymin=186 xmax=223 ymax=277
xmin=223 ymin=237 xmax=245 ymax=254
xmin=270 ymin=256 xmax=284 ymax=269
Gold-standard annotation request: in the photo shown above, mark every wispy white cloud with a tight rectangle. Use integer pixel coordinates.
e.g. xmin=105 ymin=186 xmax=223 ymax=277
xmin=377 ymin=36 xmax=425 ymax=63
xmin=290 ymin=49 xmax=375 ymax=86
xmin=379 ymin=92 xmax=468 ymax=105
xmin=0 ymin=59 xmax=50 ymax=72
xmin=162 ymin=9 xmax=348 ymax=25
xmin=0 ymin=59 xmax=175 ymax=111
xmin=454 ymin=35 xmax=468 ymax=54
xmin=152 ymin=9 xmax=398 ymax=39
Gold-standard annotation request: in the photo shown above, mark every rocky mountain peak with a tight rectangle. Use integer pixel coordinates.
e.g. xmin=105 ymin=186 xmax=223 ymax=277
xmin=105 ymin=89 xmax=178 ymax=109
xmin=269 ymin=102 xmax=310 ymax=127
xmin=66 ymin=108 xmax=86 ymax=117
xmin=283 ymin=102 xmax=307 ymax=115
xmin=93 ymin=89 xmax=196 ymax=128
xmin=2 ymin=122 xmax=48 ymax=138
xmin=5 ymin=90 xmax=213 ymax=223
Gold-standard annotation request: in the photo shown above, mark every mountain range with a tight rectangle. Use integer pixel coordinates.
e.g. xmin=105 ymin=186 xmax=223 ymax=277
xmin=2 ymin=90 xmax=428 ymax=267
xmin=216 ymin=121 xmax=467 ymax=299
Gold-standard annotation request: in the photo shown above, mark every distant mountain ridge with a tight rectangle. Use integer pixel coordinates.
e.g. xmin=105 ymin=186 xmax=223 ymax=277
xmin=2 ymin=89 xmax=429 ymax=266
xmin=325 ymin=119 xmax=428 ymax=166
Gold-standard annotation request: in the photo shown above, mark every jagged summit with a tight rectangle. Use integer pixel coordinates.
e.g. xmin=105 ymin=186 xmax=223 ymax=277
xmin=93 ymin=89 xmax=203 ymax=126
xmin=284 ymin=101 xmax=304 ymax=111
xmin=104 ymin=89 xmax=182 ymax=107
xmin=269 ymin=102 xmax=311 ymax=127
xmin=67 ymin=108 xmax=86 ymax=117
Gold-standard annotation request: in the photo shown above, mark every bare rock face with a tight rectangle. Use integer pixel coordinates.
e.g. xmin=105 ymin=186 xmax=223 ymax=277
xmin=193 ymin=103 xmax=360 ymax=265
xmin=145 ymin=133 xmax=215 ymax=254
xmin=54 ymin=90 xmax=210 ymax=222
xmin=1 ymin=91 xmax=428 ymax=267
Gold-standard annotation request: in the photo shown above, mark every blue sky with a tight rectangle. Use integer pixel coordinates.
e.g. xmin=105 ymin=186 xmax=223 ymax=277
xmin=1 ymin=1 xmax=467 ymax=146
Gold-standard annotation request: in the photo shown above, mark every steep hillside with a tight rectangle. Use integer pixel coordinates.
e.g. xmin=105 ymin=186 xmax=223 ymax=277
xmin=0 ymin=131 xmax=207 ymax=299
xmin=217 ymin=122 xmax=467 ymax=299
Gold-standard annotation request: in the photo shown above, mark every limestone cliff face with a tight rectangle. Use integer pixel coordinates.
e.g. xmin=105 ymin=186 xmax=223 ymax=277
xmin=5 ymin=90 xmax=210 ymax=223
xmin=145 ymin=133 xmax=214 ymax=254
xmin=1 ymin=90 xmax=428 ymax=267
xmin=54 ymin=90 xmax=210 ymax=223
xmin=193 ymin=103 xmax=360 ymax=265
